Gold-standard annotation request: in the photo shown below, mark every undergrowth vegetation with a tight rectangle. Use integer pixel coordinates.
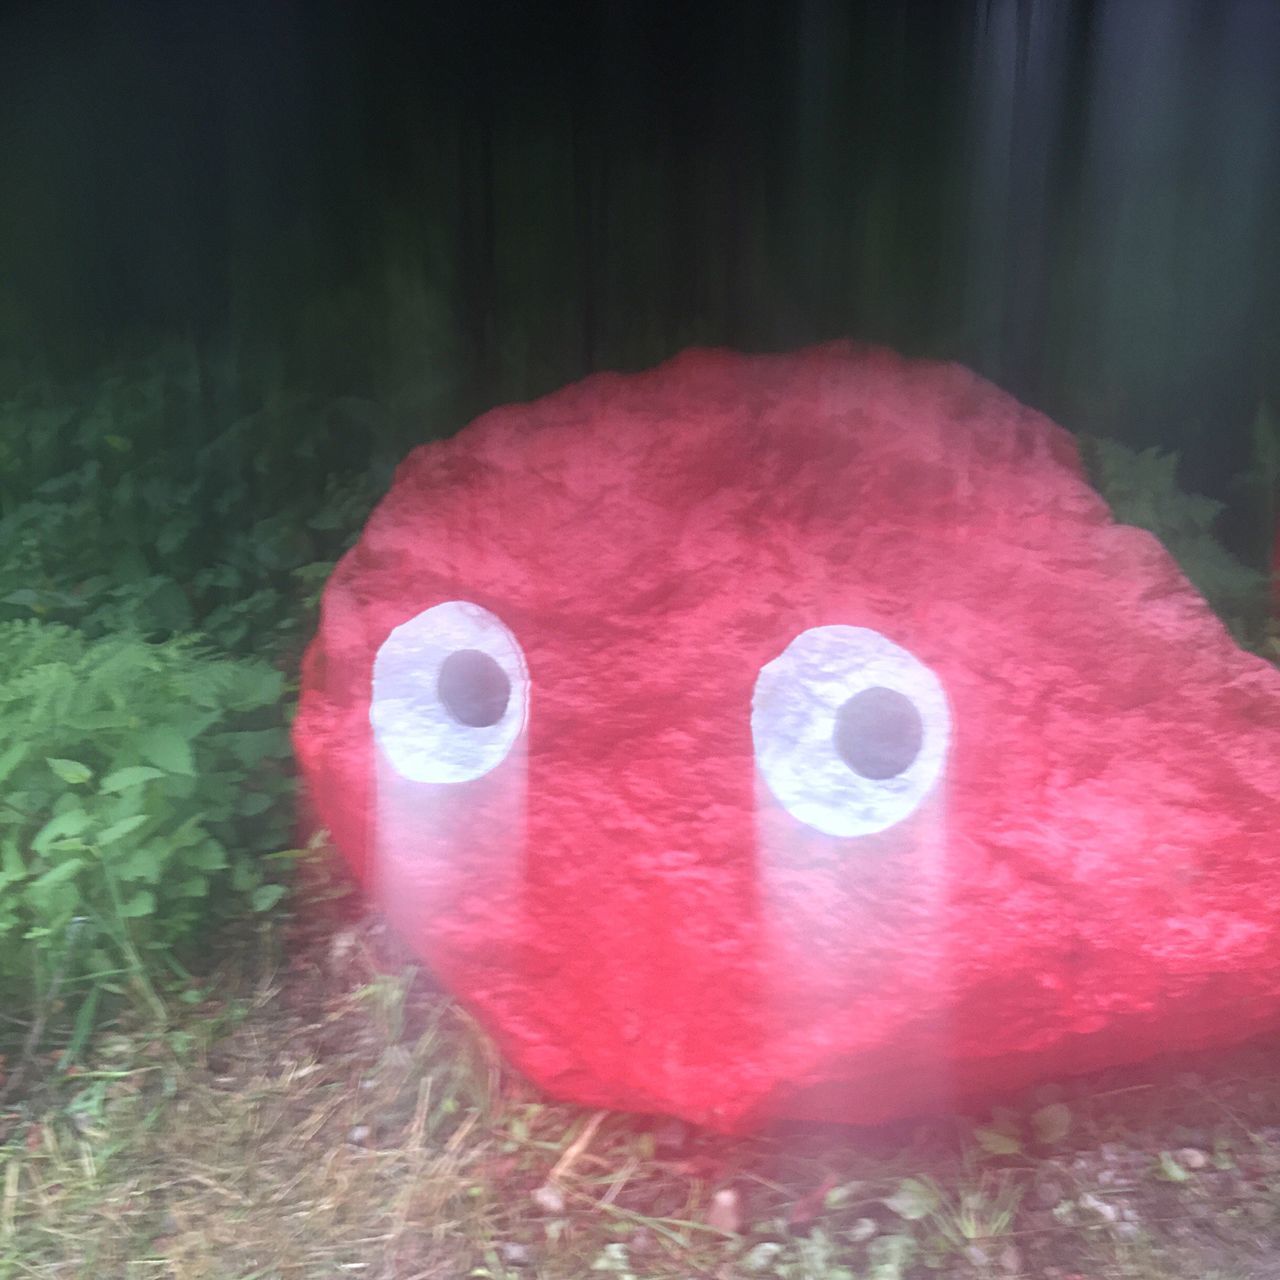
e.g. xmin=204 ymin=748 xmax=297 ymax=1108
xmin=0 ymin=621 xmax=292 ymax=1025
xmin=1080 ymin=435 xmax=1274 ymax=649
xmin=0 ymin=346 xmax=386 ymax=657
xmin=0 ymin=346 xmax=387 ymax=1062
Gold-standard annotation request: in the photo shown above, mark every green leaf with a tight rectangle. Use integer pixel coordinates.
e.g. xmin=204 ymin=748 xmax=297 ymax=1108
xmin=156 ymin=519 xmax=192 ymax=555
xmin=187 ymin=840 xmax=228 ymax=871
xmin=46 ymin=757 xmax=93 ymax=785
xmin=1032 ymin=1102 xmax=1072 ymax=1146
xmin=26 ymin=856 xmax=84 ymax=904
xmin=250 ymin=883 xmax=287 ymax=912
xmin=1157 ymin=1151 xmax=1191 ymax=1182
xmin=868 ymin=1233 xmax=915 ymax=1280
xmin=974 ymin=1126 xmax=1023 ymax=1156
xmin=236 ymin=790 xmax=273 ymax=817
xmin=137 ymin=726 xmax=195 ymax=777
xmin=589 ymin=1243 xmax=631 ymax=1273
xmin=225 ymin=664 xmax=284 ymax=710
xmin=1 ymin=838 xmax=25 ymax=882
xmin=218 ymin=728 xmax=289 ymax=768
xmin=59 ymin=985 xmax=102 ymax=1068
xmin=113 ymin=843 xmax=165 ymax=884
xmin=824 ymin=1181 xmax=860 ymax=1209
xmin=142 ymin=579 xmax=193 ymax=631
xmin=117 ymin=890 xmax=155 ymax=918
xmin=99 ymin=765 xmax=166 ymax=794
xmin=884 ymin=1177 xmax=939 ymax=1221
xmin=0 ymin=742 xmax=28 ymax=785
xmin=741 ymin=1242 xmax=785 ymax=1273
xmin=32 ymin=808 xmax=92 ymax=853
xmin=164 ymin=814 xmax=209 ymax=850
xmin=97 ymin=814 xmax=149 ymax=846
xmin=230 ymin=861 xmax=257 ymax=892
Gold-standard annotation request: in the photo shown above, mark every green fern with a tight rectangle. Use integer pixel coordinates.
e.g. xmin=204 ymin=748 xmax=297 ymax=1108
xmin=1081 ymin=436 xmax=1270 ymax=648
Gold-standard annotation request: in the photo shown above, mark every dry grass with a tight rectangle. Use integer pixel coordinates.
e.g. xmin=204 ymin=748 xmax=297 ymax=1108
xmin=3 ymin=859 xmax=1280 ymax=1280
xmin=0 ymin=907 xmax=525 ymax=1278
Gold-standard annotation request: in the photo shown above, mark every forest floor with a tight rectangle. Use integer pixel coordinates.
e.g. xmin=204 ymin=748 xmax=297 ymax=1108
xmin=3 ymin=857 xmax=1280 ymax=1280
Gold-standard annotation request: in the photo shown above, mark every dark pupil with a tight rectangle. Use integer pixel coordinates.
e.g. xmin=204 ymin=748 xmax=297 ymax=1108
xmin=438 ymin=649 xmax=510 ymax=728
xmin=833 ymin=686 xmax=923 ymax=780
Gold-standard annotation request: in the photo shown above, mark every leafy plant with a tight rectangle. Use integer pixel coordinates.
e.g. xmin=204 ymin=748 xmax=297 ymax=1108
xmin=0 ymin=351 xmax=385 ymax=661
xmin=0 ymin=349 xmax=395 ymax=1067
xmin=1234 ymin=402 xmax=1279 ymax=571
xmin=1082 ymin=435 xmax=1271 ymax=647
xmin=0 ymin=620 xmax=295 ymax=1020
xmin=969 ymin=1100 xmax=1074 ymax=1157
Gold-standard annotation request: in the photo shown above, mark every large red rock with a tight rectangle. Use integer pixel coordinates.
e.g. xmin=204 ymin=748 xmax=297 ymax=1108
xmin=294 ymin=344 xmax=1280 ymax=1131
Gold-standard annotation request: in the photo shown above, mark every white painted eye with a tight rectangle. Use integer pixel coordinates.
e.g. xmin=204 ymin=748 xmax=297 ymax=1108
xmin=751 ymin=626 xmax=950 ymax=836
xmin=371 ymin=601 xmax=529 ymax=783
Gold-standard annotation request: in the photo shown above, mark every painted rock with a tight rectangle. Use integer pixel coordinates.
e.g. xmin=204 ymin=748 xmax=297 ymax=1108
xmin=293 ymin=344 xmax=1280 ymax=1131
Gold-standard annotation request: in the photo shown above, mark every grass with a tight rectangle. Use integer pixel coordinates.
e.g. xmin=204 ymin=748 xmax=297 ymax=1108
xmin=3 ymin=853 xmax=1280 ymax=1279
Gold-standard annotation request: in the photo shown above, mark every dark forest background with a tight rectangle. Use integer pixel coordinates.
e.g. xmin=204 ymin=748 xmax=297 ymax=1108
xmin=1 ymin=0 xmax=1278 ymax=556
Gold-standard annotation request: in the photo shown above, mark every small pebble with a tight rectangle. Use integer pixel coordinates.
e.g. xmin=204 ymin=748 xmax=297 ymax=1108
xmin=627 ymin=1228 xmax=657 ymax=1257
xmin=346 ymin=1124 xmax=371 ymax=1145
xmin=499 ymin=1242 xmax=532 ymax=1266
xmin=531 ymin=1183 xmax=565 ymax=1214
xmin=998 ymin=1243 xmax=1022 ymax=1274
xmin=1079 ymin=1192 xmax=1119 ymax=1223
xmin=705 ymin=1187 xmax=742 ymax=1235
xmin=1176 ymin=1146 xmax=1208 ymax=1170
xmin=1035 ymin=1179 xmax=1064 ymax=1207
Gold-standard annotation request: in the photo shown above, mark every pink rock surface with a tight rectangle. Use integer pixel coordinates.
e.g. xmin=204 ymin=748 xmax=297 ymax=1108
xmin=294 ymin=343 xmax=1280 ymax=1131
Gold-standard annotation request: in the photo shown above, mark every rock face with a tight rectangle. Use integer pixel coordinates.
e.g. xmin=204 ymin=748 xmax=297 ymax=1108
xmin=294 ymin=344 xmax=1280 ymax=1132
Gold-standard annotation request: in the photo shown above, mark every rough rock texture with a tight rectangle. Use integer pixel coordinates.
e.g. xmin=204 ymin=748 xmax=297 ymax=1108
xmin=294 ymin=344 xmax=1280 ymax=1132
